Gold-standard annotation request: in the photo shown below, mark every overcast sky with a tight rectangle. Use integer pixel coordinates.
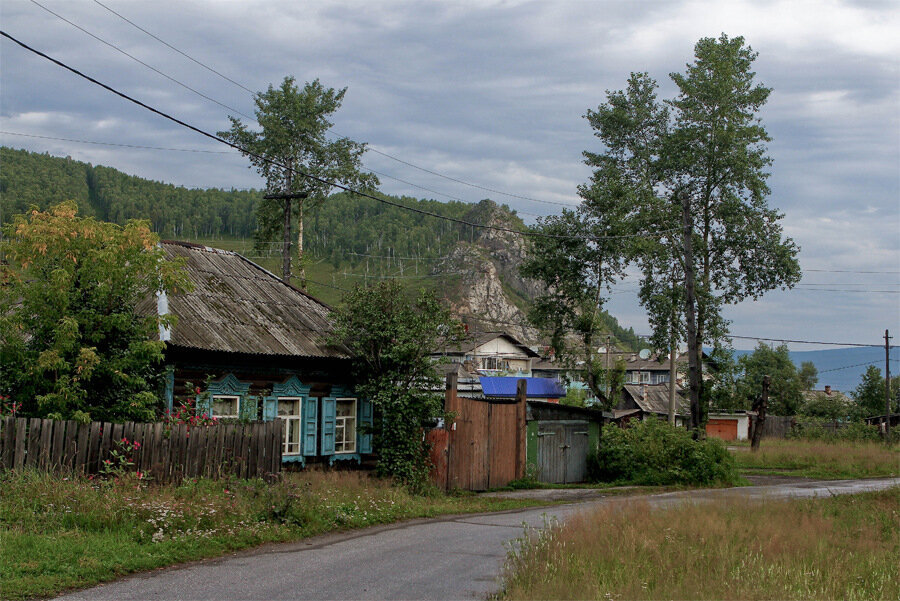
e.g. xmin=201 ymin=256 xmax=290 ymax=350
xmin=1 ymin=0 xmax=898 ymax=352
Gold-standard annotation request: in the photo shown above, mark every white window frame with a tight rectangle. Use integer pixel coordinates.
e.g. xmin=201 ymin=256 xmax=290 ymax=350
xmin=335 ymin=398 xmax=357 ymax=454
xmin=211 ymin=394 xmax=240 ymax=419
xmin=638 ymin=371 xmax=651 ymax=384
xmin=277 ymin=397 xmax=303 ymax=456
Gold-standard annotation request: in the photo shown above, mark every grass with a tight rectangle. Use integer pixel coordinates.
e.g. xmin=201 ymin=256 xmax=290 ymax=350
xmin=732 ymin=439 xmax=899 ymax=479
xmin=498 ymin=486 xmax=900 ymax=601
xmin=0 ymin=469 xmax=553 ymax=600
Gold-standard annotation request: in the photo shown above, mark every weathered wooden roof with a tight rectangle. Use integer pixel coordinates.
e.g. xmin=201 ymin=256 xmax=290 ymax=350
xmin=147 ymin=241 xmax=348 ymax=358
xmin=623 ymin=383 xmax=690 ymax=416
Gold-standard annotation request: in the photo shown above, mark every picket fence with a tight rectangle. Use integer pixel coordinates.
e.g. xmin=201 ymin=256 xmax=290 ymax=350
xmin=0 ymin=417 xmax=282 ymax=483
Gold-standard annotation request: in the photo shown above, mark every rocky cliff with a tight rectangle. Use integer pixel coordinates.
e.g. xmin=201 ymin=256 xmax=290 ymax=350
xmin=432 ymin=200 xmax=541 ymax=343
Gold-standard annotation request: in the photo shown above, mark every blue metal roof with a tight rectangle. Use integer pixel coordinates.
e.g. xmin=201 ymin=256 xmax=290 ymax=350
xmin=479 ymin=377 xmax=565 ymax=398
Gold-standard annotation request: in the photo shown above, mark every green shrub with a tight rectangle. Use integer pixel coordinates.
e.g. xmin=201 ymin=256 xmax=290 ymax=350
xmin=590 ymin=419 xmax=739 ymax=486
xmin=788 ymin=418 xmax=895 ymax=444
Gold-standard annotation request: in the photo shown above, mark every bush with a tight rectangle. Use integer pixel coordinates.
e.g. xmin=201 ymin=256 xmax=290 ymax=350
xmin=588 ymin=419 xmax=739 ymax=486
xmin=788 ymin=418 xmax=897 ymax=444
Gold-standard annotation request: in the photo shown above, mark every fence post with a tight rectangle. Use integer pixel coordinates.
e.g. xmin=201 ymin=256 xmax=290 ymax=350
xmin=515 ymin=379 xmax=527 ymax=479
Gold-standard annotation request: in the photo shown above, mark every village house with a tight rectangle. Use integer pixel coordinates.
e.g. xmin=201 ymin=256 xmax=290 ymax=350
xmin=141 ymin=241 xmax=373 ymax=466
xmin=433 ymin=331 xmax=539 ymax=376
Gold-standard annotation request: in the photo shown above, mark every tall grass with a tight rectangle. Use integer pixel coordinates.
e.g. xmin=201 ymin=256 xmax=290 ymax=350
xmin=0 ymin=469 xmax=547 ymax=600
xmin=734 ymin=439 xmax=899 ymax=479
xmin=499 ymin=487 xmax=899 ymax=600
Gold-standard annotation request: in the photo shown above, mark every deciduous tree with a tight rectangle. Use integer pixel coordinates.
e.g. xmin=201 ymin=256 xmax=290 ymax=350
xmin=0 ymin=202 xmax=190 ymax=422
xmin=330 ymin=282 xmax=464 ymax=489
xmin=219 ymin=77 xmax=377 ymax=286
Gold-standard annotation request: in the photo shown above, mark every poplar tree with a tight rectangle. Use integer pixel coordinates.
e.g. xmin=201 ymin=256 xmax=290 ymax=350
xmin=525 ymin=34 xmax=801 ymax=428
xmin=219 ymin=77 xmax=377 ymax=286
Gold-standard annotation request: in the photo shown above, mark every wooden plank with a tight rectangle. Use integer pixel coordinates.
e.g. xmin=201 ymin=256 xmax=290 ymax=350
xmin=248 ymin=423 xmax=261 ymax=478
xmin=141 ymin=423 xmax=154 ymax=474
xmin=98 ymin=423 xmax=113 ymax=473
xmin=212 ymin=424 xmax=224 ymax=480
xmin=75 ymin=423 xmax=90 ymax=473
xmin=148 ymin=423 xmax=163 ymax=480
xmin=175 ymin=424 xmax=189 ymax=482
xmin=110 ymin=423 xmax=124 ymax=450
xmin=186 ymin=426 xmax=201 ymax=479
xmin=86 ymin=422 xmax=102 ymax=474
xmin=25 ymin=418 xmax=41 ymax=468
xmin=0 ymin=417 xmax=13 ymax=469
xmin=13 ymin=418 xmax=27 ymax=470
xmin=38 ymin=419 xmax=54 ymax=469
xmin=239 ymin=424 xmax=251 ymax=479
xmin=158 ymin=426 xmax=171 ymax=484
xmin=50 ymin=419 xmax=66 ymax=471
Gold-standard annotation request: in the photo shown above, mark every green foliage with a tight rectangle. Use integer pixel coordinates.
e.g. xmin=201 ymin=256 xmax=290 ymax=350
xmin=853 ymin=365 xmax=899 ymax=417
xmin=787 ymin=419 xmax=890 ymax=444
xmin=735 ymin=343 xmax=804 ymax=416
xmin=799 ymin=391 xmax=857 ymax=421
xmin=577 ymin=35 xmax=801 ymax=427
xmin=218 ymin=77 xmax=378 ymax=279
xmin=798 ymin=361 xmax=818 ymax=390
xmin=330 ymin=282 xmax=465 ymax=490
xmin=589 ymin=419 xmax=739 ymax=485
xmin=0 ymin=202 xmax=191 ymax=422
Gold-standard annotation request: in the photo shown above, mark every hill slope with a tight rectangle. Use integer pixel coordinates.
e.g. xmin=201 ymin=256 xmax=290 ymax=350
xmin=1 ymin=146 xmax=641 ymax=349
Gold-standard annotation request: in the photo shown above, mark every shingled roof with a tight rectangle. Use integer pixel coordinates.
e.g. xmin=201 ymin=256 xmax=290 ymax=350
xmin=144 ymin=241 xmax=348 ymax=358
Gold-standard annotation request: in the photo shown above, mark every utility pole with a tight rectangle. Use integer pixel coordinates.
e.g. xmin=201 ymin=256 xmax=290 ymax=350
xmin=606 ymin=335 xmax=611 ymax=401
xmin=885 ymin=329 xmax=892 ymax=444
xmin=668 ymin=266 xmax=678 ymax=426
xmin=750 ymin=375 xmax=769 ymax=452
xmin=681 ymin=190 xmax=701 ymax=432
xmin=264 ymin=188 xmax=308 ymax=285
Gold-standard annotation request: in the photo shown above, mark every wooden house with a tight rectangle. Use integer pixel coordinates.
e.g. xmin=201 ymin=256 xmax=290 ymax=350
xmin=434 ymin=331 xmax=539 ymax=376
xmin=142 ymin=241 xmax=372 ymax=467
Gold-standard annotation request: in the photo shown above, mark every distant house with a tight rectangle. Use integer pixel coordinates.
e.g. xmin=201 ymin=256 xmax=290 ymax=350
xmin=142 ymin=241 xmax=372 ymax=466
xmin=434 ymin=331 xmax=539 ymax=376
xmin=616 ymin=383 xmax=690 ymax=426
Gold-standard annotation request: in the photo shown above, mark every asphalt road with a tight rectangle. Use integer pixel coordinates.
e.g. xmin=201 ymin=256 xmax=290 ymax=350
xmin=56 ymin=477 xmax=899 ymax=601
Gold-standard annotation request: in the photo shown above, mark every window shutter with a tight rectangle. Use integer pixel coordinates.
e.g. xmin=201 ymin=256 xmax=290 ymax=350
xmin=196 ymin=394 xmax=212 ymax=416
xmin=358 ymin=399 xmax=374 ymax=454
xmin=262 ymin=396 xmax=277 ymax=422
xmin=302 ymin=397 xmax=318 ymax=456
xmin=321 ymin=397 xmax=336 ymax=456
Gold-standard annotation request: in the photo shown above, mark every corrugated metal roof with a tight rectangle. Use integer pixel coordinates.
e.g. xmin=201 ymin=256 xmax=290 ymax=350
xmin=145 ymin=241 xmax=349 ymax=358
xmin=480 ymin=377 xmax=565 ymax=398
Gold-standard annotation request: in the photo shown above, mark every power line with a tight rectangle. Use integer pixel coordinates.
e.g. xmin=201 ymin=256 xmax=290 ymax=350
xmin=726 ymin=334 xmax=895 ymax=348
xmin=818 ymin=359 xmax=899 ymax=374
xmin=0 ymin=30 xmax=669 ymax=242
xmin=28 ymin=0 xmax=256 ymax=121
xmin=1 ymin=130 xmax=235 ymax=154
xmin=85 ymin=0 xmax=579 ymax=210
xmin=804 ymin=268 xmax=900 ymax=275
xmin=92 ymin=0 xmax=256 ymax=95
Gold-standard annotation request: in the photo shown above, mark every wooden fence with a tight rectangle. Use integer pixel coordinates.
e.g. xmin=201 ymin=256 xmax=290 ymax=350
xmin=0 ymin=417 xmax=282 ymax=483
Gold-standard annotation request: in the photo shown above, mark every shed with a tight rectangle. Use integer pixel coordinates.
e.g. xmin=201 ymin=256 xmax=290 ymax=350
xmin=705 ymin=413 xmax=751 ymax=441
xmin=526 ymin=401 xmax=604 ymax=484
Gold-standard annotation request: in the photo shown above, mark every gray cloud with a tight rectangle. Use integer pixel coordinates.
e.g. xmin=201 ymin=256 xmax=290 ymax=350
xmin=2 ymin=0 xmax=897 ymax=349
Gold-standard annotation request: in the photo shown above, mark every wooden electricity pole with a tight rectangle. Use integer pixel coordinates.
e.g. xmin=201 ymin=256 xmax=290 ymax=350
xmin=750 ymin=375 xmax=769 ymax=452
xmin=885 ymin=329 xmax=892 ymax=444
xmin=264 ymin=188 xmax=308 ymax=285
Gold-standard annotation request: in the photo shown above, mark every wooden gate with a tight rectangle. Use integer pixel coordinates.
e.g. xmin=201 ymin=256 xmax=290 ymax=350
xmin=536 ymin=420 xmax=590 ymax=484
xmin=428 ymin=375 xmax=526 ymax=491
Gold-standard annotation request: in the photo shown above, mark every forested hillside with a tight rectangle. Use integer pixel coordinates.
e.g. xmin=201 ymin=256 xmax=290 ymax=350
xmin=1 ymin=146 xmax=641 ymax=349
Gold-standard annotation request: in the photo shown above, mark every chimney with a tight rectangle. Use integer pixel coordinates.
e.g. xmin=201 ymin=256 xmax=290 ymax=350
xmin=641 ymin=383 xmax=646 ymax=400
xmin=825 ymin=385 xmax=831 ymax=395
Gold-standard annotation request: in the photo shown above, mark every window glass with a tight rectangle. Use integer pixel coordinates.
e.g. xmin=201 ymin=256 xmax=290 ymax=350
xmin=212 ymin=395 xmax=239 ymax=418
xmin=335 ymin=398 xmax=357 ymax=454
xmin=277 ymin=397 xmax=302 ymax=455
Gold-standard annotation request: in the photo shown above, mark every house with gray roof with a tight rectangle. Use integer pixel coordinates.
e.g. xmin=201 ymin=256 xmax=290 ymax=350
xmin=141 ymin=241 xmax=372 ymax=467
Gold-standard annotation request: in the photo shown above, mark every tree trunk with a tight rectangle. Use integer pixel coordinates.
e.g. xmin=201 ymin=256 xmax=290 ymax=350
xmin=296 ymin=197 xmax=305 ymax=290
xmin=750 ymin=375 xmax=769 ymax=452
xmin=281 ymin=169 xmax=293 ymax=281
xmin=681 ymin=191 xmax=702 ymax=432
